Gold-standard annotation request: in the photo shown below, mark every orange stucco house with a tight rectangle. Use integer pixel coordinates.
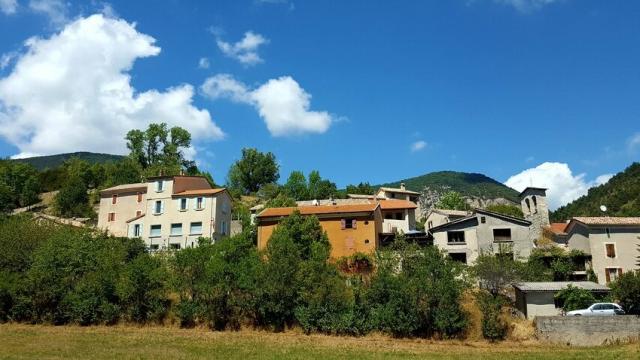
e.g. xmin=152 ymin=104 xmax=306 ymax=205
xmin=256 ymin=200 xmax=417 ymax=259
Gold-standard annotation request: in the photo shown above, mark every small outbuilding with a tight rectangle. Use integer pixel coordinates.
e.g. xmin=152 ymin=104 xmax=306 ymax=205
xmin=513 ymin=281 xmax=610 ymax=320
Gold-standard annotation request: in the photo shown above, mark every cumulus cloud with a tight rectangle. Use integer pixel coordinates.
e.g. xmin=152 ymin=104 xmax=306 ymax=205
xmin=198 ymin=57 xmax=210 ymax=69
xmin=201 ymin=73 xmax=333 ymax=136
xmin=0 ymin=0 xmax=17 ymax=14
xmin=505 ymin=162 xmax=612 ymax=210
xmin=493 ymin=0 xmax=561 ymax=13
xmin=29 ymin=0 xmax=69 ymax=25
xmin=410 ymin=140 xmax=427 ymax=152
xmin=216 ymin=31 xmax=268 ymax=66
xmin=0 ymin=14 xmax=224 ymax=158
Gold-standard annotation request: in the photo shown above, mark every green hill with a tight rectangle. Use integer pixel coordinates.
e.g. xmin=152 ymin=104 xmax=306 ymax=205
xmin=12 ymin=152 xmax=124 ymax=170
xmin=552 ymin=162 xmax=640 ymax=221
xmin=378 ymin=171 xmax=519 ymax=202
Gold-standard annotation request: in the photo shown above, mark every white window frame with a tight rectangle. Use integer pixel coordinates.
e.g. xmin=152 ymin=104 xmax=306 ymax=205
xmin=150 ymin=224 xmax=162 ymax=238
xmin=133 ymin=224 xmax=142 ymax=237
xmin=190 ymin=221 xmax=203 ymax=235
xmin=196 ymin=197 xmax=204 ymax=210
xmin=156 ymin=180 xmax=164 ymax=192
xmin=154 ymin=200 xmax=163 ymax=215
xmin=179 ymin=198 xmax=188 ymax=211
xmin=170 ymin=223 xmax=183 ymax=237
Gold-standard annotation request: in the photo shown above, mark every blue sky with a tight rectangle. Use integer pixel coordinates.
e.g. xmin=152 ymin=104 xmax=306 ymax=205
xmin=0 ymin=0 xmax=639 ymax=208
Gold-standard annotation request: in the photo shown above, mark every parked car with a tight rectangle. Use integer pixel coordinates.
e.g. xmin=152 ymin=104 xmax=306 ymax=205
xmin=566 ymin=303 xmax=625 ymax=316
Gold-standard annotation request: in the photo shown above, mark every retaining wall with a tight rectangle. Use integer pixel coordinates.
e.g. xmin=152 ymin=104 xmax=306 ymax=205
xmin=535 ymin=316 xmax=640 ymax=346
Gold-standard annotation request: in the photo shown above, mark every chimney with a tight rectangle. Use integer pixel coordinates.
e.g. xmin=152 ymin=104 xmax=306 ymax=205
xmin=400 ymin=183 xmax=406 ymax=190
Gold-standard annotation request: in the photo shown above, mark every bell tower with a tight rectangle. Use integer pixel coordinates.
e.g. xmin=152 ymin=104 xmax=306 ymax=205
xmin=519 ymin=187 xmax=550 ymax=244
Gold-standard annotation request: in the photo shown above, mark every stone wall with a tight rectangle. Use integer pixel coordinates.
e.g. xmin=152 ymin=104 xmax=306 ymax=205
xmin=535 ymin=316 xmax=640 ymax=346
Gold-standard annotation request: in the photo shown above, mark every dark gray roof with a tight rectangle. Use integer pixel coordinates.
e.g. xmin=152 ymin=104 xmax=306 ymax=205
xmin=513 ymin=281 xmax=609 ymax=292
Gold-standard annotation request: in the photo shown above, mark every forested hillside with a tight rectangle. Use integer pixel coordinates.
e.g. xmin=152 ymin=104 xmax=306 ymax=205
xmin=12 ymin=152 xmax=124 ymax=170
xmin=552 ymin=162 xmax=640 ymax=221
xmin=379 ymin=171 xmax=519 ymax=202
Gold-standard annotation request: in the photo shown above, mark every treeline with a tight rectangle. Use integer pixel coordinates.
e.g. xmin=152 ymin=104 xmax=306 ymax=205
xmin=2 ymin=215 xmax=639 ymax=339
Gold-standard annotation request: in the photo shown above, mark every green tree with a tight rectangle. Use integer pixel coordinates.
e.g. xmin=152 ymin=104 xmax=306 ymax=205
xmin=554 ymin=285 xmax=596 ymax=312
xmin=436 ymin=191 xmax=468 ymax=210
xmin=307 ymin=170 xmax=338 ymax=200
xmin=283 ymin=171 xmax=309 ymax=201
xmin=345 ymin=182 xmax=375 ymax=195
xmin=264 ymin=193 xmax=297 ymax=208
xmin=227 ymin=148 xmax=280 ymax=195
xmin=610 ymin=270 xmax=640 ymax=315
xmin=485 ymin=204 xmax=524 ymax=219
xmin=54 ymin=176 xmax=92 ymax=218
xmin=125 ymin=123 xmax=196 ymax=176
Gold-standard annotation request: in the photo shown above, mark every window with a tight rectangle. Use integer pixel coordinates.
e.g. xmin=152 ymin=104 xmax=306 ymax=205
xmin=179 ymin=198 xmax=188 ymax=211
xmin=108 ymin=212 xmax=116 ymax=222
xmin=480 ymin=216 xmax=486 ymax=224
xmin=428 ymin=221 xmax=433 ymax=229
xmin=137 ymin=192 xmax=142 ymax=203
xmin=169 ymin=243 xmax=181 ymax=250
xmin=156 ymin=180 xmax=164 ymax=192
xmin=390 ymin=193 xmax=395 ymax=198
xmin=493 ymin=228 xmax=512 ymax=242
xmin=532 ymin=196 xmax=538 ymax=213
xmin=384 ymin=213 xmax=393 ymax=219
xmin=133 ymin=224 xmax=141 ymax=237
xmin=449 ymin=252 xmax=467 ymax=264
xmin=196 ymin=197 xmax=204 ymax=210
xmin=605 ymin=228 xmax=611 ymax=238
xmin=149 ymin=244 xmax=159 ymax=250
xmin=605 ymin=243 xmax=616 ymax=258
xmin=154 ymin=200 xmax=163 ymax=214
xmin=395 ymin=212 xmax=403 ymax=220
xmin=605 ymin=268 xmax=622 ymax=283
xmin=150 ymin=225 xmax=161 ymax=237
xmin=341 ymin=218 xmax=356 ymax=229
xmin=171 ymin=223 xmax=183 ymax=236
xmin=447 ymin=231 xmax=465 ymax=244
xmin=525 ymin=198 xmax=531 ymax=214
xmin=190 ymin=222 xmax=203 ymax=235
xmin=112 ymin=194 xmax=117 ymax=204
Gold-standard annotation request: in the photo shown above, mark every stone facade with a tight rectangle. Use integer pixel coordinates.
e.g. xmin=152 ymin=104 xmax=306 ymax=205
xmin=535 ymin=316 xmax=640 ymax=346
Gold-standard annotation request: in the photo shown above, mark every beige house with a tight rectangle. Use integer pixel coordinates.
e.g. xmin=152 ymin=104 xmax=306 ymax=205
xmin=424 ymin=209 xmax=470 ymax=230
xmin=559 ymin=217 xmax=640 ymax=285
xmin=98 ymin=175 xmax=232 ymax=250
xmin=429 ymin=208 xmax=533 ymax=265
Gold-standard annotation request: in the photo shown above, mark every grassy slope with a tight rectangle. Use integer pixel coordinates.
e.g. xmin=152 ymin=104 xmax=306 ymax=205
xmin=552 ymin=162 xmax=640 ymax=221
xmin=379 ymin=171 xmax=519 ymax=202
xmin=0 ymin=325 xmax=637 ymax=360
xmin=12 ymin=152 xmax=124 ymax=170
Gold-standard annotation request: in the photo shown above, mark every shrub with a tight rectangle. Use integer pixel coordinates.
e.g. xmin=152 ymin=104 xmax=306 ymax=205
xmin=555 ymin=285 xmax=596 ymax=312
xmin=610 ymin=270 xmax=640 ymax=315
xmin=476 ymin=291 xmax=507 ymax=341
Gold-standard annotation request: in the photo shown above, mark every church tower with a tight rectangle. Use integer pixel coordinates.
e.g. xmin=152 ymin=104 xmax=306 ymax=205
xmin=519 ymin=187 xmax=550 ymax=244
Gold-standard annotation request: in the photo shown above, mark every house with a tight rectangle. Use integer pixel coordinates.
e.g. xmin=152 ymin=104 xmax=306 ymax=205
xmin=256 ymin=203 xmax=383 ymax=259
xmin=424 ymin=209 xmax=470 ymax=230
xmin=429 ymin=208 xmax=533 ymax=265
xmin=513 ymin=281 xmax=610 ymax=319
xmin=97 ymin=175 xmax=232 ymax=250
xmin=375 ymin=183 xmax=420 ymax=203
xmin=559 ymin=217 xmax=640 ymax=284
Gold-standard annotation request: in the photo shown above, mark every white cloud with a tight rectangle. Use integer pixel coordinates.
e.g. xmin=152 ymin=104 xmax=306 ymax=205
xmin=216 ymin=31 xmax=268 ymax=66
xmin=627 ymin=132 xmax=640 ymax=153
xmin=201 ymin=73 xmax=333 ymax=136
xmin=493 ymin=0 xmax=560 ymax=13
xmin=29 ymin=0 xmax=69 ymax=25
xmin=0 ymin=14 xmax=224 ymax=158
xmin=198 ymin=57 xmax=210 ymax=69
xmin=410 ymin=140 xmax=427 ymax=152
xmin=0 ymin=0 xmax=17 ymax=14
xmin=505 ymin=162 xmax=611 ymax=210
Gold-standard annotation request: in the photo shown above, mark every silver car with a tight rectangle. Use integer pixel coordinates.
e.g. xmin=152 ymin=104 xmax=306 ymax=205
xmin=566 ymin=303 xmax=625 ymax=316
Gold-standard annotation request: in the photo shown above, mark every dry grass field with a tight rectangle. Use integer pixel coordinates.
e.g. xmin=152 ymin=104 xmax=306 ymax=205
xmin=0 ymin=324 xmax=638 ymax=360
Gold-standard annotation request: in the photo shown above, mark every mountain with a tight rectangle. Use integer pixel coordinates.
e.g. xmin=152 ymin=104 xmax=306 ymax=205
xmin=378 ymin=171 xmax=519 ymax=202
xmin=552 ymin=162 xmax=640 ymax=221
xmin=12 ymin=152 xmax=124 ymax=170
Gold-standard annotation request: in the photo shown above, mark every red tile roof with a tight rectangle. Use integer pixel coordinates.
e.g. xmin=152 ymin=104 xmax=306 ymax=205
xmin=378 ymin=199 xmax=418 ymax=210
xmin=172 ymin=188 xmax=227 ymax=197
xmin=257 ymin=203 xmax=379 ymax=218
xmin=546 ymin=222 xmax=569 ymax=234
